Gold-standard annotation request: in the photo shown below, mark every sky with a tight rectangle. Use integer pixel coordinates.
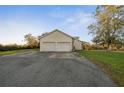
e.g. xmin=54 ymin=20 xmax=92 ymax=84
xmin=0 ymin=5 xmax=96 ymax=45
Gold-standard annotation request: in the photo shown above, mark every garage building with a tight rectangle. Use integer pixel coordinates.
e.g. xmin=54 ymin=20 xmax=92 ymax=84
xmin=40 ymin=29 xmax=83 ymax=52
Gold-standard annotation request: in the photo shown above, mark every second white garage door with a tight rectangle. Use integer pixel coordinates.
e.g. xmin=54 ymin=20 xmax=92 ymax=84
xmin=41 ymin=42 xmax=72 ymax=52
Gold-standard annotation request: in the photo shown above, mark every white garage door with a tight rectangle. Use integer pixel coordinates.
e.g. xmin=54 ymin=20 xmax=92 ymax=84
xmin=41 ymin=42 xmax=72 ymax=52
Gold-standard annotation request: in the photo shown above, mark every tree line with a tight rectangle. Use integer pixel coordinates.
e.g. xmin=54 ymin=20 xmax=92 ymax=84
xmin=0 ymin=34 xmax=40 ymax=51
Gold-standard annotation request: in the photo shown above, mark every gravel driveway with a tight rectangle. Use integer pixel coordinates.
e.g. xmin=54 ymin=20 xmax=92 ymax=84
xmin=0 ymin=51 xmax=116 ymax=87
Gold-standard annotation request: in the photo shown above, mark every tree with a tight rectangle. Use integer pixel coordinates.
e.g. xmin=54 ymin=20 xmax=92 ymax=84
xmin=88 ymin=5 xmax=124 ymax=50
xmin=24 ymin=34 xmax=39 ymax=48
xmin=41 ymin=32 xmax=48 ymax=37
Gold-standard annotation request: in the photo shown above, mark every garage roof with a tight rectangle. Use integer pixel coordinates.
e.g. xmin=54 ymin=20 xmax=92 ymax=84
xmin=40 ymin=29 xmax=83 ymax=42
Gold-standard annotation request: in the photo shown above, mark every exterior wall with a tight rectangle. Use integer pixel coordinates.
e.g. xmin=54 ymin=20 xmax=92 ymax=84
xmin=40 ymin=31 xmax=73 ymax=52
xmin=40 ymin=41 xmax=44 ymax=52
xmin=40 ymin=31 xmax=72 ymax=42
xmin=74 ymin=39 xmax=82 ymax=50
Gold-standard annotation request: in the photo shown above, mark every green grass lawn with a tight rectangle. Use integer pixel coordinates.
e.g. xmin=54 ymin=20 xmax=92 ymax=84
xmin=78 ymin=50 xmax=124 ymax=86
xmin=0 ymin=49 xmax=39 ymax=56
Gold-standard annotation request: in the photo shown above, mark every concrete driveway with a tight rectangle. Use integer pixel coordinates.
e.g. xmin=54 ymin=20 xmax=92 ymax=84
xmin=0 ymin=51 xmax=116 ymax=87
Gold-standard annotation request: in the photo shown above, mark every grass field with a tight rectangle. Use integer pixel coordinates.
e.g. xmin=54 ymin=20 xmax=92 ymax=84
xmin=78 ymin=50 xmax=124 ymax=86
xmin=0 ymin=49 xmax=39 ymax=56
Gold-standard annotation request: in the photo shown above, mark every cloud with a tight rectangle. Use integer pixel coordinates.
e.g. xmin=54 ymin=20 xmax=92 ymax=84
xmin=49 ymin=6 xmax=68 ymax=18
xmin=59 ymin=11 xmax=94 ymax=42
xmin=64 ymin=12 xmax=93 ymax=29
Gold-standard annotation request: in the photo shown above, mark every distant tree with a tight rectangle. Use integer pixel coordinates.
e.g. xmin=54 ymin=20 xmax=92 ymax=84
xmin=24 ymin=34 xmax=39 ymax=48
xmin=41 ymin=32 xmax=48 ymax=37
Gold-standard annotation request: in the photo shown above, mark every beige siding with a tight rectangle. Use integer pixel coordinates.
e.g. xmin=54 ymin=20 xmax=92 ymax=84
xmin=40 ymin=31 xmax=73 ymax=52
xmin=41 ymin=31 xmax=72 ymax=42
xmin=74 ymin=39 xmax=82 ymax=50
